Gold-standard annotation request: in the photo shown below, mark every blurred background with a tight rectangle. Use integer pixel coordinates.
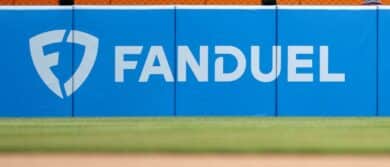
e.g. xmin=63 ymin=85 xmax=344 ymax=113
xmin=0 ymin=0 xmax=387 ymax=6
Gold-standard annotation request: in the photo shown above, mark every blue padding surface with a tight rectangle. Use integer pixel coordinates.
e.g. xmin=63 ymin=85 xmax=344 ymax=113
xmin=277 ymin=8 xmax=377 ymax=116
xmin=0 ymin=7 xmax=384 ymax=117
xmin=175 ymin=8 xmax=276 ymax=116
xmin=0 ymin=9 xmax=73 ymax=117
xmin=379 ymin=7 xmax=390 ymax=116
xmin=73 ymin=8 xmax=175 ymax=116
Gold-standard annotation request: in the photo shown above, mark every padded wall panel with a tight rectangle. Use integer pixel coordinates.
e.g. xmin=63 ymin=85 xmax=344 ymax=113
xmin=277 ymin=7 xmax=377 ymax=116
xmin=379 ymin=7 xmax=390 ymax=116
xmin=0 ymin=7 xmax=72 ymax=116
xmin=73 ymin=6 xmax=175 ymax=116
xmin=176 ymin=6 xmax=276 ymax=116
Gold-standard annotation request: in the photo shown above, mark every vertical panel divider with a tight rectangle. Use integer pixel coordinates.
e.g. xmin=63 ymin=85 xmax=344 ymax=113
xmin=376 ymin=5 xmax=380 ymax=117
xmin=174 ymin=5 xmax=177 ymax=117
xmin=275 ymin=5 xmax=279 ymax=117
xmin=71 ymin=5 xmax=75 ymax=117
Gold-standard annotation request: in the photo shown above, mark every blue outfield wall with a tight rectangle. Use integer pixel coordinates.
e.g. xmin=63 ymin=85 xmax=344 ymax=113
xmin=277 ymin=7 xmax=377 ymax=116
xmin=0 ymin=6 xmax=389 ymax=117
xmin=0 ymin=7 xmax=73 ymax=117
xmin=176 ymin=7 xmax=276 ymax=116
xmin=379 ymin=7 xmax=390 ymax=116
xmin=72 ymin=7 xmax=175 ymax=116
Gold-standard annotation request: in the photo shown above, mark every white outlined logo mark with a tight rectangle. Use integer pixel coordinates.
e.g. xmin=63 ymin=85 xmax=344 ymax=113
xmin=29 ymin=30 xmax=99 ymax=99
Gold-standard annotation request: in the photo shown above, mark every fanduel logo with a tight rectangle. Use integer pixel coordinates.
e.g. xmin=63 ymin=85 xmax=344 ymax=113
xmin=30 ymin=30 xmax=346 ymax=99
xmin=114 ymin=45 xmax=345 ymax=83
xmin=29 ymin=30 xmax=98 ymax=99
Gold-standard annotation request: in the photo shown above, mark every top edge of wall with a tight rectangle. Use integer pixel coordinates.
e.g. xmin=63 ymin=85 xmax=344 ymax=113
xmin=74 ymin=5 xmax=175 ymax=10
xmin=0 ymin=5 xmax=387 ymax=10
xmin=0 ymin=6 xmax=72 ymax=10
xmin=277 ymin=5 xmax=377 ymax=10
xmin=378 ymin=6 xmax=390 ymax=9
xmin=175 ymin=5 xmax=275 ymax=10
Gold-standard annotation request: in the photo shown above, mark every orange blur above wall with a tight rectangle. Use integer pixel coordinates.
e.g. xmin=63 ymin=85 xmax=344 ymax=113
xmin=382 ymin=0 xmax=390 ymax=5
xmin=13 ymin=0 xmax=59 ymax=5
xmin=277 ymin=0 xmax=366 ymax=5
xmin=74 ymin=0 xmax=261 ymax=5
xmin=110 ymin=0 xmax=204 ymax=5
xmin=300 ymin=0 xmax=362 ymax=5
xmin=0 ymin=0 xmax=12 ymax=5
xmin=74 ymin=0 xmax=368 ymax=5
xmin=74 ymin=0 xmax=110 ymax=5
xmin=0 ymin=0 xmax=387 ymax=5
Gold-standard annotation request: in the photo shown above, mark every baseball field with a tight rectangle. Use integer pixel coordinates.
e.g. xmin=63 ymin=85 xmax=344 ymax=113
xmin=1 ymin=117 xmax=390 ymax=167
xmin=2 ymin=117 xmax=390 ymax=153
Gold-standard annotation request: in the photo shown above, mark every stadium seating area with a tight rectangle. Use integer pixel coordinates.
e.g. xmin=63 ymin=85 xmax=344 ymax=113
xmin=0 ymin=0 xmax=389 ymax=5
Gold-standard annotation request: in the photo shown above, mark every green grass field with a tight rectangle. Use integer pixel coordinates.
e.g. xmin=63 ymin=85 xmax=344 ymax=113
xmin=0 ymin=117 xmax=390 ymax=154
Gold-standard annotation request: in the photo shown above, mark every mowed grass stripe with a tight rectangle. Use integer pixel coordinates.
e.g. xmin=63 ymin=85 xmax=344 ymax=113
xmin=0 ymin=117 xmax=389 ymax=153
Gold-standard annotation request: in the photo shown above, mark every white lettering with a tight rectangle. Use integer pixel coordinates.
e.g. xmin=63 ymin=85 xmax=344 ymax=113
xmin=139 ymin=46 xmax=174 ymax=82
xmin=288 ymin=46 xmax=313 ymax=82
xmin=251 ymin=45 xmax=281 ymax=82
xmin=320 ymin=46 xmax=345 ymax=82
xmin=115 ymin=46 xmax=142 ymax=83
xmin=177 ymin=46 xmax=208 ymax=82
xmin=215 ymin=46 xmax=246 ymax=82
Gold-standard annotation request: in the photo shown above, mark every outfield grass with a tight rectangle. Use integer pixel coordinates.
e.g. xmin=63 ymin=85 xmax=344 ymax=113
xmin=0 ymin=117 xmax=390 ymax=154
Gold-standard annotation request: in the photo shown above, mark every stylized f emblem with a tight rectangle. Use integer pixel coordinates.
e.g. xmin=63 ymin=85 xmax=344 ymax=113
xmin=29 ymin=30 xmax=98 ymax=99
